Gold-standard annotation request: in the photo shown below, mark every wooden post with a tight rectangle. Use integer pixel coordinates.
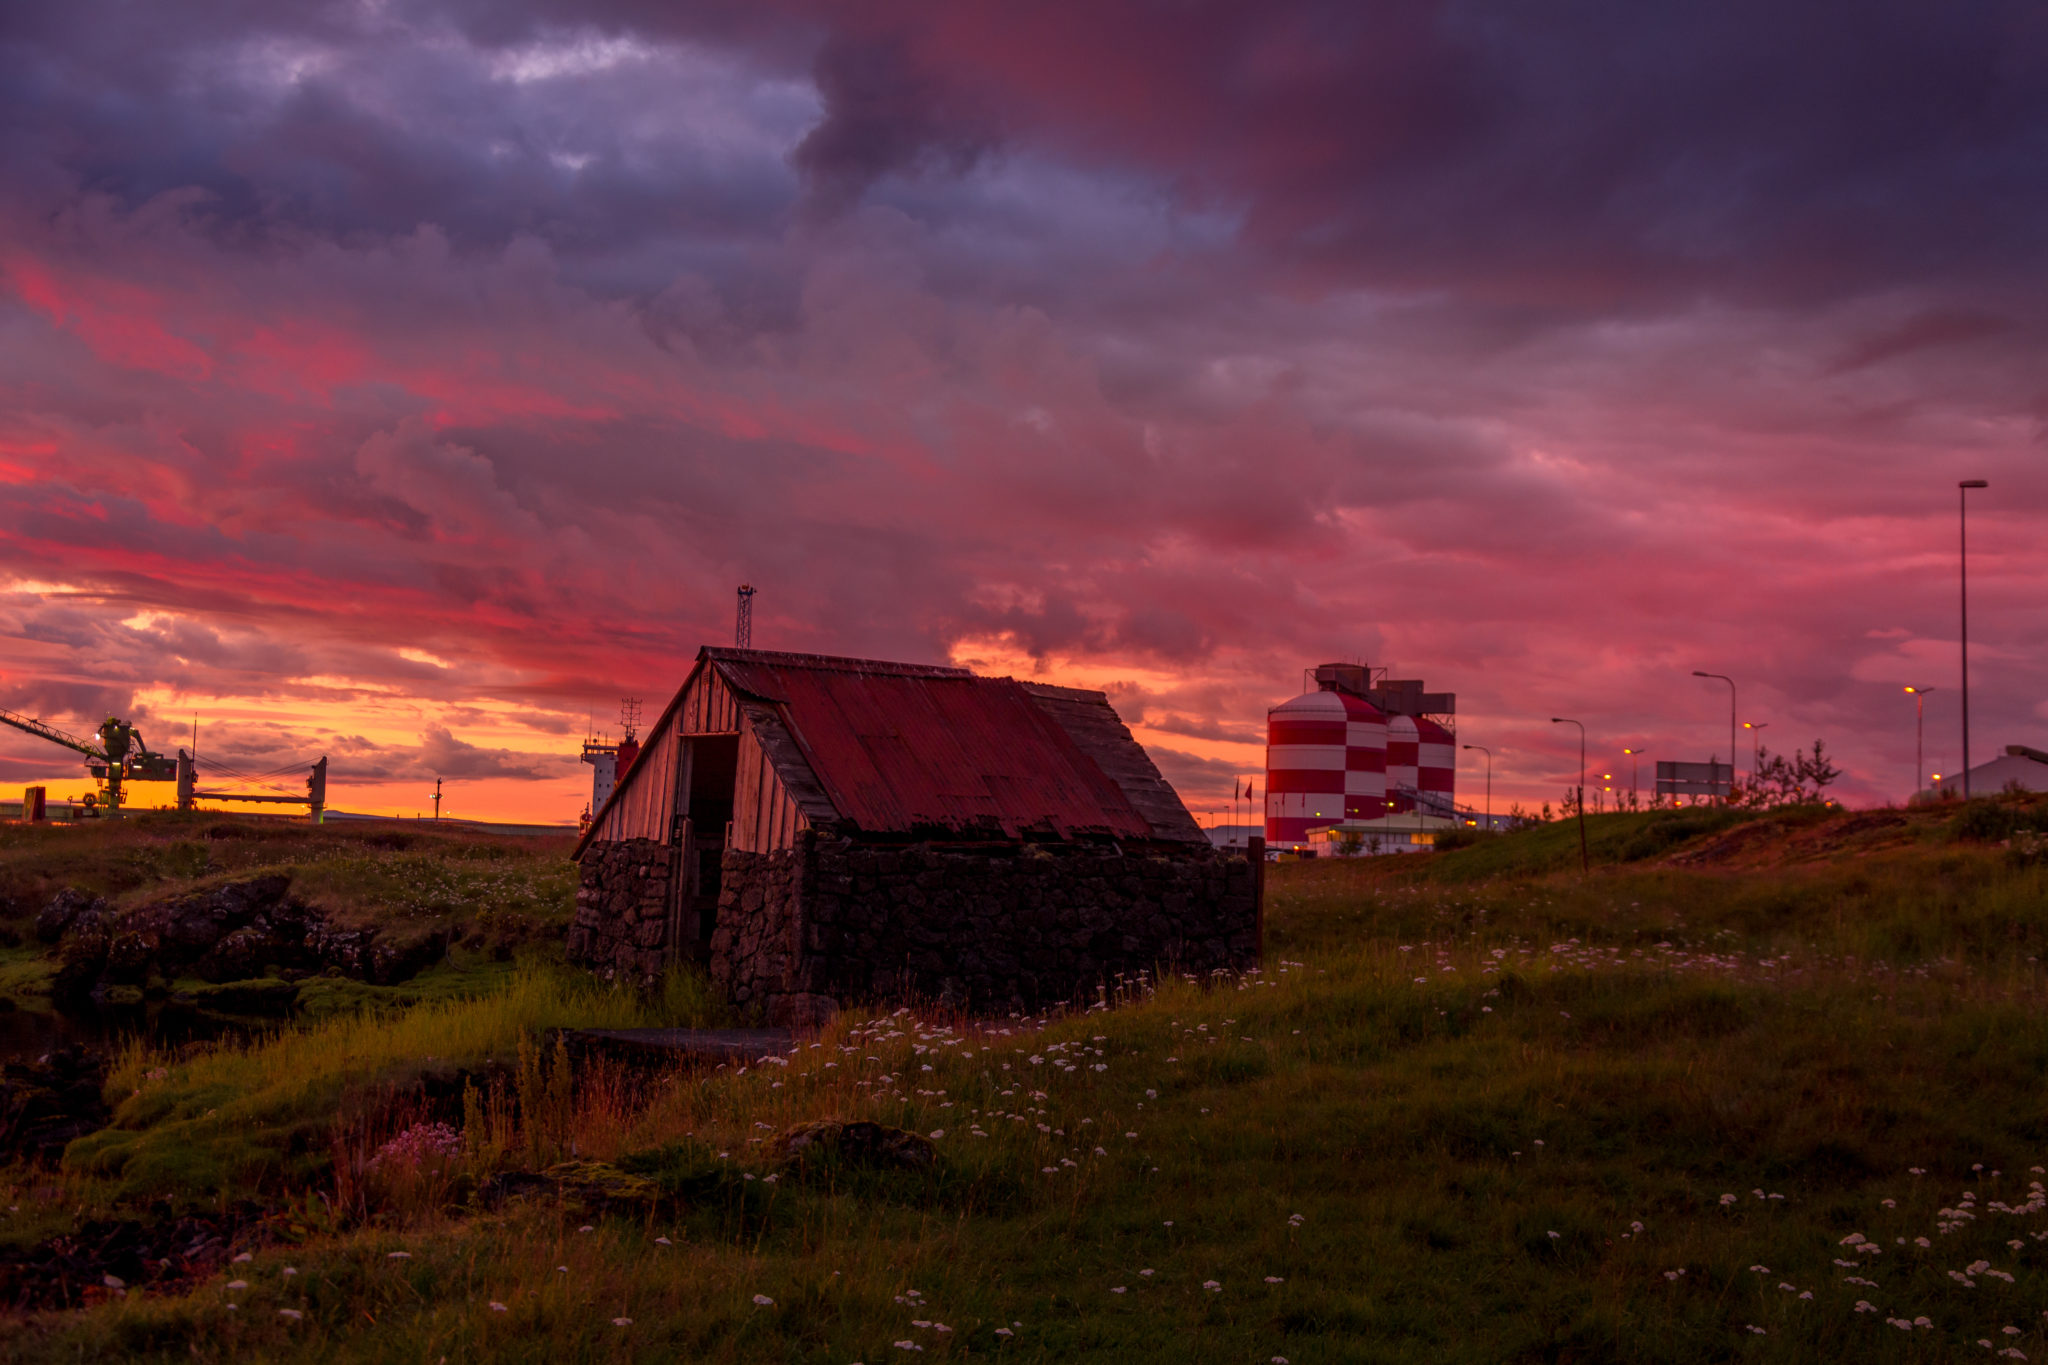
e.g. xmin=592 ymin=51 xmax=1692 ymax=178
xmin=667 ymin=815 xmax=693 ymax=967
xmin=1248 ymin=835 xmax=1266 ymax=964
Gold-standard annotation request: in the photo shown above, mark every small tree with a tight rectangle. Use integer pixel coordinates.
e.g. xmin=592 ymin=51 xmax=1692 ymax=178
xmin=1794 ymin=740 xmax=1841 ymax=800
xmin=1743 ymin=740 xmax=1843 ymax=807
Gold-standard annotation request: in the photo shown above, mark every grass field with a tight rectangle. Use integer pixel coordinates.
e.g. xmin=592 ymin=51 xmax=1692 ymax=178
xmin=4 ymin=799 xmax=2048 ymax=1362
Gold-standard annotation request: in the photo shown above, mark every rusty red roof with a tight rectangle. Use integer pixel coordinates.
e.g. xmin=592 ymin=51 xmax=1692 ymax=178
xmin=703 ymin=648 xmax=1163 ymax=840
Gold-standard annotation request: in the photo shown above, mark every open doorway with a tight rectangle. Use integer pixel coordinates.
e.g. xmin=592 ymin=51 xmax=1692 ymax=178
xmin=670 ymin=734 xmax=738 ymax=965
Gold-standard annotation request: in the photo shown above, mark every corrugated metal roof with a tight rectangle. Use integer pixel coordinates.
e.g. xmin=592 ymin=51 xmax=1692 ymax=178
xmin=703 ymin=649 xmax=1158 ymax=840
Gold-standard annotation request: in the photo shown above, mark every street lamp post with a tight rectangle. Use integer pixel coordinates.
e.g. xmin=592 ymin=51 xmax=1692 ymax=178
xmin=1622 ymin=747 xmax=1642 ymax=808
xmin=1692 ymin=671 xmax=1736 ymax=805
xmin=1551 ymin=718 xmax=1588 ymax=873
xmin=1903 ymin=686 xmax=1935 ymax=799
xmin=1742 ymin=721 xmax=1769 ymax=783
xmin=1959 ymin=479 xmax=1987 ymax=799
xmin=1462 ymin=744 xmax=1492 ymax=826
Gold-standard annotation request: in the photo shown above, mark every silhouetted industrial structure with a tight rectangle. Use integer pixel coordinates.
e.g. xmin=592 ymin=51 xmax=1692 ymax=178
xmin=1264 ymin=663 xmax=1457 ymax=851
xmin=0 ymin=707 xmax=326 ymax=820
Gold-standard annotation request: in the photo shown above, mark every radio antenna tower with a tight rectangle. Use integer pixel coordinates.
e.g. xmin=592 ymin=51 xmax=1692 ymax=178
xmin=735 ymin=583 xmax=756 ymax=648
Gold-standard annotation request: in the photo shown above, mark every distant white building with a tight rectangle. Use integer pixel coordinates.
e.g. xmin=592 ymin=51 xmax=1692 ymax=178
xmin=1918 ymin=744 xmax=2048 ymax=801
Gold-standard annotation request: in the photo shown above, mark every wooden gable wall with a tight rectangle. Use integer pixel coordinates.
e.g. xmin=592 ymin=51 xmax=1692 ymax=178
xmin=588 ymin=662 xmax=746 ymax=847
xmin=731 ymin=723 xmax=807 ymax=854
xmin=586 ymin=660 xmax=813 ymax=854
xmin=591 ymin=712 xmax=680 ymax=845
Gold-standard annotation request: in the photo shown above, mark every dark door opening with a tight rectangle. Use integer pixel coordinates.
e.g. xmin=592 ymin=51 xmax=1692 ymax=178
xmin=670 ymin=734 xmax=739 ymax=965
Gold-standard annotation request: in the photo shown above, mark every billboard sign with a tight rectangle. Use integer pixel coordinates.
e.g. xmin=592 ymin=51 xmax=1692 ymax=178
xmin=1655 ymin=760 xmax=1731 ymax=799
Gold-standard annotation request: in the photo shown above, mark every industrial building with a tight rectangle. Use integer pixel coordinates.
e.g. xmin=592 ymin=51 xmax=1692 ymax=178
xmin=569 ymin=647 xmax=1260 ymax=1023
xmin=1917 ymin=744 xmax=2048 ymax=801
xmin=1264 ymin=663 xmax=1456 ymax=852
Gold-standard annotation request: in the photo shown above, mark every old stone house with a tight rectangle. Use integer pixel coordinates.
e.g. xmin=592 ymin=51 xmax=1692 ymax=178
xmin=568 ymin=647 xmax=1260 ymax=1024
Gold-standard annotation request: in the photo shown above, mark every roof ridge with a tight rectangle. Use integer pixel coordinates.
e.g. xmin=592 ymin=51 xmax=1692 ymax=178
xmin=700 ymin=646 xmax=972 ymax=678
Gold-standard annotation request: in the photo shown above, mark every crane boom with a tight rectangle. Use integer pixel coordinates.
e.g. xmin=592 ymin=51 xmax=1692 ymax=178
xmin=0 ymin=707 xmax=105 ymax=761
xmin=3 ymin=705 xmax=321 ymax=821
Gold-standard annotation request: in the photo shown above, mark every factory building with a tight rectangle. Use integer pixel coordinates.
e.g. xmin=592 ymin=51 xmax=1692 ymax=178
xmin=1917 ymin=744 xmax=2048 ymax=801
xmin=569 ymin=647 xmax=1260 ymax=1023
xmin=1265 ymin=663 xmax=1456 ymax=852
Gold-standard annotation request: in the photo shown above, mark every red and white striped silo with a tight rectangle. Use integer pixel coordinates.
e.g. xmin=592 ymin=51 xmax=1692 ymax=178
xmin=1416 ymin=717 xmax=1457 ymax=811
xmin=1264 ymin=685 xmax=1387 ymax=849
xmin=1385 ymin=715 xmax=1420 ymax=812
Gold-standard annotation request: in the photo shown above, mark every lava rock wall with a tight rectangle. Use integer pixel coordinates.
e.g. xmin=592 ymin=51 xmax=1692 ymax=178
xmin=565 ymin=837 xmax=676 ymax=984
xmin=710 ymin=830 xmax=1259 ymax=1024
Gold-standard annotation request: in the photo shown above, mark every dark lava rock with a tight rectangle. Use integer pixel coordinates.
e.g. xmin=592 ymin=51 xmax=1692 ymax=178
xmin=101 ymin=926 xmax=160 ymax=984
xmin=53 ymin=919 xmax=113 ymax=1001
xmin=771 ymin=1120 xmax=936 ymax=1172
xmin=191 ymin=924 xmax=284 ymax=983
xmin=0 ymin=1046 xmax=111 ymax=1163
xmin=477 ymin=1161 xmax=665 ymax=1215
xmin=544 ymin=1160 xmax=663 ymax=1212
xmin=36 ymin=889 xmax=107 ymax=944
xmin=46 ymin=874 xmax=448 ymax=1004
xmin=0 ymin=1202 xmax=279 ymax=1311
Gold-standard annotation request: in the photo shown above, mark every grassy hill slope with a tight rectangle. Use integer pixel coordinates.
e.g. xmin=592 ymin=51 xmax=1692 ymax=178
xmin=2 ymin=798 xmax=2046 ymax=1362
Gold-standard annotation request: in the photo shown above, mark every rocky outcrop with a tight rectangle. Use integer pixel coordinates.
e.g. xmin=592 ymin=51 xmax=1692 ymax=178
xmin=45 ymin=875 xmax=447 ymax=1006
xmin=36 ymin=888 xmax=109 ymax=944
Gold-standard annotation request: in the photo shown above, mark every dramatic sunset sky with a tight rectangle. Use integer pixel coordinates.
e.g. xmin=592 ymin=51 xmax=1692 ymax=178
xmin=2 ymin=2 xmax=2044 ymax=823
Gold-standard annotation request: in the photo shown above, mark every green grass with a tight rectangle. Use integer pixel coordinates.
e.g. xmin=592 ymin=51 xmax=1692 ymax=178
xmin=0 ymin=940 xmax=56 ymax=997
xmin=63 ymin=963 xmax=674 ymax=1200
xmin=8 ymin=803 xmax=2048 ymax=1362
xmin=0 ymin=814 xmax=577 ymax=938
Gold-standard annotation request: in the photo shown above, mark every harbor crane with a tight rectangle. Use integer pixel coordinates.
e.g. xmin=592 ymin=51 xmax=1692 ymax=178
xmin=0 ymin=707 xmax=325 ymax=819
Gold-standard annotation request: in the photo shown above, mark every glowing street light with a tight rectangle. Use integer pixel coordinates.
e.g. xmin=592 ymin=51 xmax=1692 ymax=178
xmin=1550 ymin=717 xmax=1588 ymax=873
xmin=1621 ymin=747 xmax=1643 ymax=806
xmin=1903 ymin=685 xmax=1936 ymax=799
xmin=1742 ymin=720 xmax=1769 ymax=782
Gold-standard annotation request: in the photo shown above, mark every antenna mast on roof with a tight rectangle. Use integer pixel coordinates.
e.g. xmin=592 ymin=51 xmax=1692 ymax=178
xmin=735 ymin=583 xmax=756 ymax=648
xmin=619 ymin=698 xmax=641 ymax=743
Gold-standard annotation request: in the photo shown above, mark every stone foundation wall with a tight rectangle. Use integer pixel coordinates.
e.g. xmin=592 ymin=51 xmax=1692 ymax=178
xmin=706 ymin=847 xmax=812 ymax=1023
xmin=567 ymin=837 xmax=675 ymax=984
xmin=709 ymin=831 xmax=1258 ymax=1022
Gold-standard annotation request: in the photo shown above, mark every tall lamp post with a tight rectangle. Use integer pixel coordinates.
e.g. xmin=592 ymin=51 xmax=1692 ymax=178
xmin=1903 ymin=686 xmax=1935 ymax=800
xmin=1622 ymin=747 xmax=1643 ymax=808
xmin=1742 ymin=721 xmax=1768 ymax=783
xmin=1959 ymin=479 xmax=1988 ymax=799
xmin=1692 ymin=671 xmax=1736 ymax=805
xmin=1462 ymin=744 xmax=1492 ymax=826
xmin=1551 ymin=717 xmax=1588 ymax=873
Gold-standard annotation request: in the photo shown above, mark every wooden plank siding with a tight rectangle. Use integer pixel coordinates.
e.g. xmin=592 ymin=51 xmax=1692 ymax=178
xmin=732 ymin=724 xmax=807 ymax=853
xmin=592 ymin=713 xmax=680 ymax=844
xmin=680 ymin=665 xmax=743 ymax=735
xmin=588 ymin=661 xmax=750 ymax=848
